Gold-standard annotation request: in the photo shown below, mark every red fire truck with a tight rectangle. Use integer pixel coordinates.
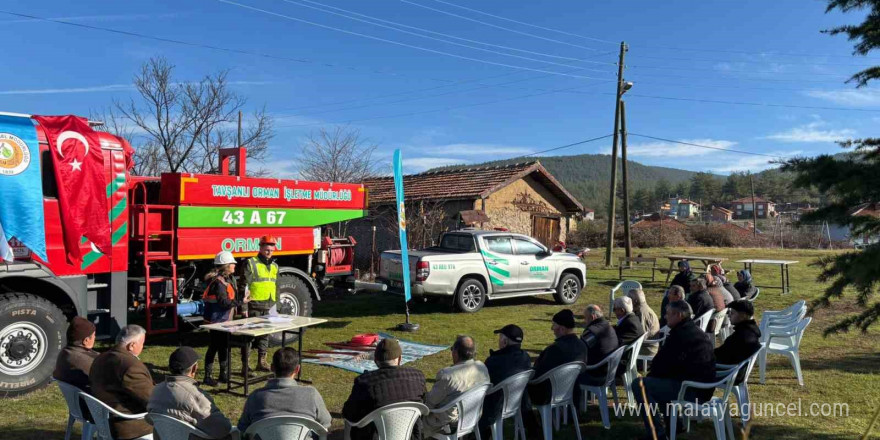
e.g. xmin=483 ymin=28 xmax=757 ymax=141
xmin=0 ymin=116 xmax=371 ymax=396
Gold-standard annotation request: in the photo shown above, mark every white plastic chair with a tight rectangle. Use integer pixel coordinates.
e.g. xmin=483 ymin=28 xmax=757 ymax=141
xmin=709 ymin=309 xmax=729 ymax=343
xmin=746 ymin=287 xmax=760 ymax=303
xmin=429 ymin=383 xmax=490 ymax=440
xmin=670 ymin=364 xmax=743 ymax=440
xmin=760 ymin=317 xmax=811 ymax=386
xmin=484 ymin=370 xmax=534 ymax=440
xmin=55 ymin=380 xmax=96 ymax=440
xmin=529 ymin=362 xmax=584 ymax=440
xmin=695 ymin=310 xmax=715 ymax=332
xmin=638 ymin=326 xmax=670 ymax=374
xmin=620 ymin=333 xmax=647 ymax=408
xmin=149 ymin=413 xmax=238 ymax=440
xmin=244 ymin=415 xmax=328 ymax=440
xmin=759 ymin=301 xmax=806 ymax=331
xmin=80 ymin=393 xmax=151 ymax=440
xmin=609 ymin=280 xmax=642 ymax=314
xmin=717 ymin=343 xmax=766 ymax=430
xmin=579 ymin=346 xmax=626 ymax=429
xmin=344 ymin=402 xmax=428 ymax=440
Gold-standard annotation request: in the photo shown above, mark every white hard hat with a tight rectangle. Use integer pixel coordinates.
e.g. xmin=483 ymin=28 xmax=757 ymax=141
xmin=214 ymin=251 xmax=236 ymax=266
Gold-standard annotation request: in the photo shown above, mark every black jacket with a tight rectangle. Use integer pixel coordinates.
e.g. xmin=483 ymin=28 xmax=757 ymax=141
xmin=723 ymin=282 xmax=742 ymax=302
xmin=734 ymin=281 xmax=757 ymax=300
xmin=342 ymin=366 xmax=427 ymax=440
xmin=715 ymin=320 xmax=762 ymax=365
xmin=670 ymin=271 xmax=693 ymax=294
xmin=687 ymin=290 xmax=715 ymax=322
xmin=614 ymin=313 xmax=645 ymax=347
xmin=580 ymin=317 xmax=619 ymax=379
xmin=481 ymin=345 xmax=532 ymax=426
xmin=649 ymin=319 xmax=716 ymax=400
xmin=529 ymin=334 xmax=587 ymax=405
xmin=659 ymin=295 xmax=670 ymax=328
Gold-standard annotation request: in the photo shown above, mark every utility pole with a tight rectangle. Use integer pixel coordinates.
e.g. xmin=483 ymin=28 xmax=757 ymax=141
xmin=237 ymin=110 xmax=243 ymax=148
xmin=750 ymin=173 xmax=758 ymax=238
xmin=620 ymin=100 xmax=632 ymax=259
xmin=604 ymin=41 xmax=628 ymax=267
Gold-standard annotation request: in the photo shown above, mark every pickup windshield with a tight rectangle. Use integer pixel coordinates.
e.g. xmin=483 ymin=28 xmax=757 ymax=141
xmin=438 ymin=233 xmax=476 ymax=252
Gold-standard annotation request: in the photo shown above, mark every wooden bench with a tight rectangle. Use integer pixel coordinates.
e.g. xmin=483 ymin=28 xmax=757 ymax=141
xmin=618 ymin=257 xmax=658 ymax=281
xmin=652 ymin=266 xmax=675 ymax=283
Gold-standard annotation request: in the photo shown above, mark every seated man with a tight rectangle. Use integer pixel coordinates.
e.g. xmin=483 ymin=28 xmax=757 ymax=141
xmin=687 ymin=277 xmax=716 ymax=321
xmin=528 ymin=309 xmax=587 ymax=405
xmin=479 ymin=325 xmax=532 ymax=437
xmin=342 ymin=338 xmax=426 ymax=440
xmin=613 ymin=297 xmax=645 ymax=347
xmin=579 ymin=304 xmax=619 ymax=384
xmin=631 ymin=301 xmax=716 ymax=440
xmin=238 ymin=347 xmax=331 ymax=432
xmin=54 ymin=316 xmax=99 ymax=392
xmin=659 ymin=285 xmax=686 ymax=328
xmin=148 ymin=347 xmax=233 ymax=439
xmin=424 ymin=335 xmax=490 ymax=437
xmin=90 ymin=325 xmax=155 ymax=440
xmin=715 ymin=300 xmax=762 ymax=367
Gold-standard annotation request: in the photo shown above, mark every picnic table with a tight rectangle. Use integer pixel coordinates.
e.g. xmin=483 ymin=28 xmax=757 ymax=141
xmin=737 ymin=259 xmax=798 ymax=295
xmin=201 ymin=315 xmax=327 ymax=396
xmin=661 ymin=254 xmax=726 ymax=283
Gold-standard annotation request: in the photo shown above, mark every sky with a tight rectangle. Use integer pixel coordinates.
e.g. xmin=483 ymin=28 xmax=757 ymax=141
xmin=0 ymin=0 xmax=877 ymax=177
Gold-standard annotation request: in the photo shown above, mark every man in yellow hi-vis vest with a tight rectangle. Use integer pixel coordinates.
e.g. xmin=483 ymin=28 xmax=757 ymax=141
xmin=242 ymin=235 xmax=279 ymax=372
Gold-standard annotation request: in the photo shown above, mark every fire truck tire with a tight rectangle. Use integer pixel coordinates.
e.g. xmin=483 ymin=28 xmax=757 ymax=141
xmin=269 ymin=275 xmax=314 ymax=347
xmin=0 ymin=293 xmax=65 ymax=397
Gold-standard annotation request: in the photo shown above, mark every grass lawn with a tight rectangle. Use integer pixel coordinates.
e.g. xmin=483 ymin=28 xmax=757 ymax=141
xmin=4 ymin=246 xmax=879 ymax=439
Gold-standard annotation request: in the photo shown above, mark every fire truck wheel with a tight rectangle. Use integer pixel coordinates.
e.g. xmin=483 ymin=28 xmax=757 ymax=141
xmin=269 ymin=275 xmax=314 ymax=347
xmin=0 ymin=293 xmax=65 ymax=397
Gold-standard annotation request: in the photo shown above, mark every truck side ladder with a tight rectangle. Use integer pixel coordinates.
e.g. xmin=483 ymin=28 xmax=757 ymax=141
xmin=130 ymin=184 xmax=179 ymax=335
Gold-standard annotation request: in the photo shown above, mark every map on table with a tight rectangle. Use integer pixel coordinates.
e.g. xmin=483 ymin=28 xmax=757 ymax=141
xmin=302 ymin=332 xmax=448 ymax=373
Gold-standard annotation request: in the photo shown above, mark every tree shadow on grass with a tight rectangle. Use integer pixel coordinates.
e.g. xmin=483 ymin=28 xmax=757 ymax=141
xmin=799 ymin=351 xmax=880 ymax=375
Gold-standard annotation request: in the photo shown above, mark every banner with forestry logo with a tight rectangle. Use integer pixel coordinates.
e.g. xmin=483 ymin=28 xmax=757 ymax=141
xmin=0 ymin=115 xmax=46 ymax=261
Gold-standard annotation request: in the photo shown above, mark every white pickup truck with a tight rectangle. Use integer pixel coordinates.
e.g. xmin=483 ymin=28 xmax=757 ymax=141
xmin=378 ymin=230 xmax=586 ymax=312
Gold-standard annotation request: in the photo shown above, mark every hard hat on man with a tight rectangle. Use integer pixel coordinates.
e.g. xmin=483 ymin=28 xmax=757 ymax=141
xmin=259 ymin=235 xmax=277 ymax=246
xmin=214 ymin=251 xmax=236 ymax=266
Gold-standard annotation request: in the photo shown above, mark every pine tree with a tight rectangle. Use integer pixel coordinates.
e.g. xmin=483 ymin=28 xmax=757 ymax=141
xmin=781 ymin=0 xmax=880 ymax=334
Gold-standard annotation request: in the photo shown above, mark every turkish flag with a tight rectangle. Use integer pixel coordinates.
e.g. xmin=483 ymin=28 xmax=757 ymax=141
xmin=32 ymin=115 xmax=111 ymax=265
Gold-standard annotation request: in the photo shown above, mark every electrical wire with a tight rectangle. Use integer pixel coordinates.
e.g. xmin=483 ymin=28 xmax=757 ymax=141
xmin=274 ymin=81 xmax=611 ymax=128
xmin=524 ymin=134 xmax=615 ymax=156
xmin=217 ymin=0 xmax=610 ymax=80
xmin=623 ymin=93 xmax=880 ymax=112
xmin=398 ymin=0 xmax=603 ymax=52
xmin=627 ymin=134 xmax=785 ymax=158
xmin=628 ymin=62 xmax=851 ymax=78
xmin=630 ymin=53 xmax=878 ymax=69
xmin=421 ymin=0 xmax=618 ymax=45
xmin=286 ymin=0 xmax=614 ymax=66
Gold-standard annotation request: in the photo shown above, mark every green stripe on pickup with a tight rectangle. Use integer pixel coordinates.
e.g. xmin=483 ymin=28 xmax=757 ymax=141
xmin=480 ymin=250 xmax=509 ymax=265
xmin=486 ymin=264 xmax=510 ymax=278
xmin=178 ymin=206 xmax=365 ymax=228
xmin=489 ymin=274 xmax=505 ymax=286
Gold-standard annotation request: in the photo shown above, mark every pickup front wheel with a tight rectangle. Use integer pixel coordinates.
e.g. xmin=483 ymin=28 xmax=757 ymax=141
xmin=554 ymin=273 xmax=582 ymax=305
xmin=455 ymin=279 xmax=486 ymax=313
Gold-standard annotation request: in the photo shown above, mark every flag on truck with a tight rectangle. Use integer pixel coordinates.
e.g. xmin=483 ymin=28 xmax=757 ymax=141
xmin=393 ymin=149 xmax=412 ymax=302
xmin=32 ymin=115 xmax=111 ymax=265
xmin=0 ymin=114 xmax=47 ymax=261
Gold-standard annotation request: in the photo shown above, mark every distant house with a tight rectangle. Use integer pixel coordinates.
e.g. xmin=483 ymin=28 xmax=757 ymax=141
xmin=710 ymin=206 xmax=733 ymax=222
xmin=632 ymin=213 xmax=689 ymax=231
xmin=829 ymin=203 xmax=880 ymax=248
xmin=350 ymin=161 xmax=584 ymax=270
xmin=731 ymin=197 xmax=776 ymax=219
xmin=677 ymin=199 xmax=701 ymax=219
xmin=582 ymin=208 xmax=595 ymax=221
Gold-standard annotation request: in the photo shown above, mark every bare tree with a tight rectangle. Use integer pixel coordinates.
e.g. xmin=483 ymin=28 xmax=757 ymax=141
xmin=297 ymin=126 xmax=380 ymax=182
xmin=102 ymin=56 xmax=272 ymax=176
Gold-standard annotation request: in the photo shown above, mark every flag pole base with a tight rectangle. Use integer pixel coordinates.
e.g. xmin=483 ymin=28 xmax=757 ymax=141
xmin=396 ymin=322 xmax=420 ymax=332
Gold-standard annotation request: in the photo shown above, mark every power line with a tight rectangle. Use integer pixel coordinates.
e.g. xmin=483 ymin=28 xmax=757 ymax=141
xmin=419 ymin=0 xmax=618 ymax=45
xmin=287 ymin=0 xmax=614 ymax=66
xmin=274 ymin=81 xmax=611 ymax=128
xmin=628 ymin=62 xmax=851 ymax=78
xmin=415 ymin=0 xmax=880 ymax=61
xmin=217 ymin=0 xmax=610 ymax=80
xmin=630 ymin=52 xmax=878 ymax=69
xmin=0 ymin=9 xmax=465 ymax=85
xmin=524 ymin=134 xmax=614 ymax=157
xmin=624 ymin=93 xmax=880 ymax=112
xmin=398 ymin=0 xmax=604 ymax=52
xmin=627 ymin=134 xmax=784 ymax=158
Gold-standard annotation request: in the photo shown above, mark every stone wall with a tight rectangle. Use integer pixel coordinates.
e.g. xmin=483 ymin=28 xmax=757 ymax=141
xmin=482 ymin=175 xmax=575 ymax=243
